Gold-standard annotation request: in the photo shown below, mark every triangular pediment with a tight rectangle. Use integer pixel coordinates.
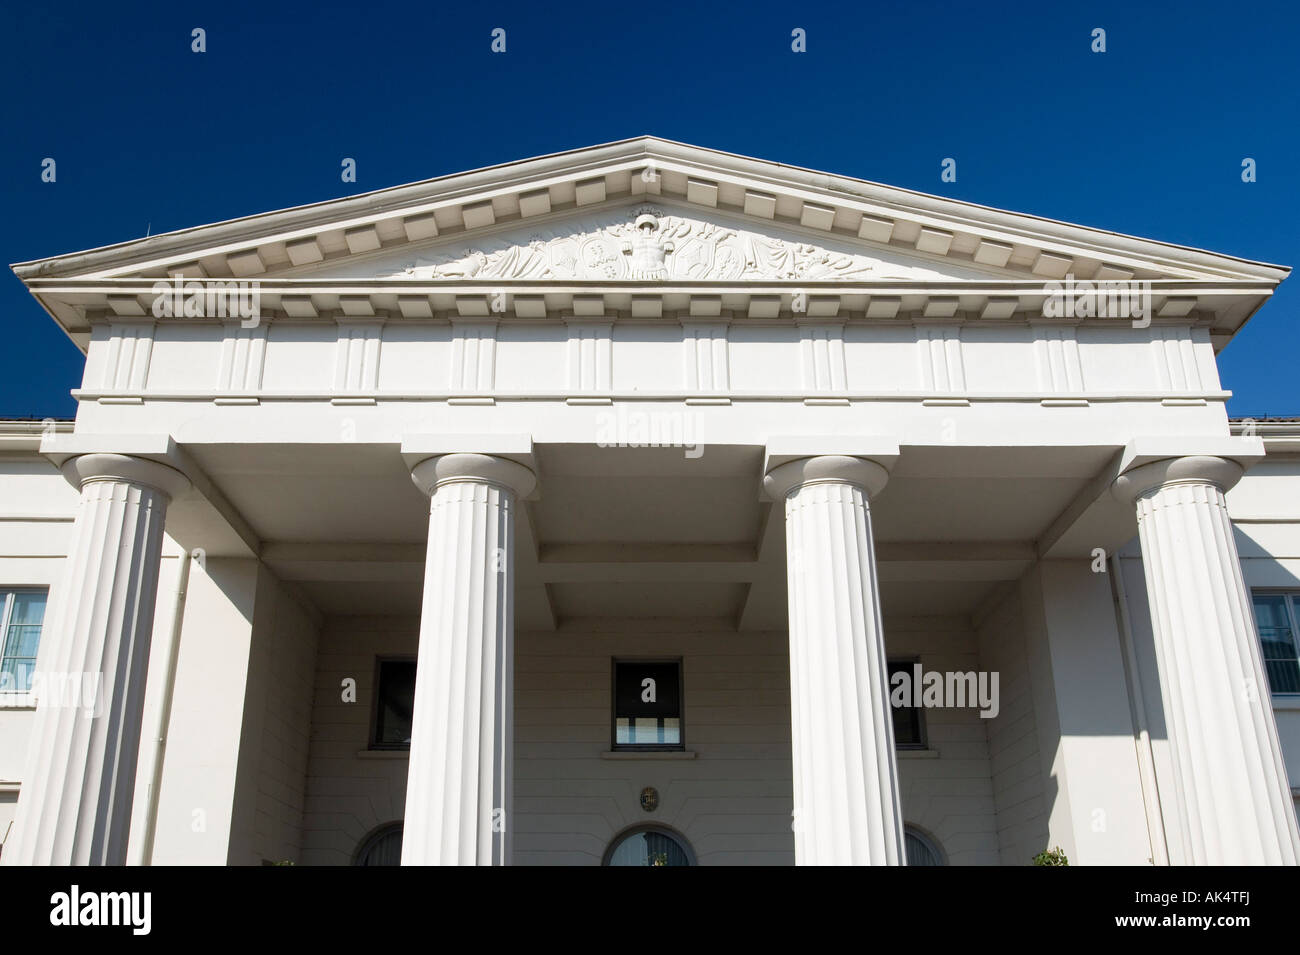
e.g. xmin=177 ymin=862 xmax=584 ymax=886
xmin=312 ymin=202 xmax=1004 ymax=283
xmin=12 ymin=137 xmax=1286 ymax=347
xmin=18 ymin=137 xmax=1284 ymax=285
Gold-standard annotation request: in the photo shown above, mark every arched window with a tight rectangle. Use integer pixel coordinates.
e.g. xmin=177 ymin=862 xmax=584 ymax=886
xmin=903 ymin=825 xmax=945 ymax=866
xmin=354 ymin=822 xmax=403 ymax=866
xmin=602 ymin=825 xmax=695 ymax=866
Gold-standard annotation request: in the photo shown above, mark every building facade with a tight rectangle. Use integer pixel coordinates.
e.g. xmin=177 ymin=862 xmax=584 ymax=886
xmin=1 ymin=139 xmax=1298 ymax=865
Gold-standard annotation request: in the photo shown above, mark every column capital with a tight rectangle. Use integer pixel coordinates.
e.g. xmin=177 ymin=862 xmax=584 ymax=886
xmin=410 ymin=452 xmax=537 ymax=499
xmin=60 ymin=452 xmax=190 ymax=501
xmin=763 ymin=454 xmax=890 ymax=501
xmin=1111 ymin=454 xmax=1245 ymax=506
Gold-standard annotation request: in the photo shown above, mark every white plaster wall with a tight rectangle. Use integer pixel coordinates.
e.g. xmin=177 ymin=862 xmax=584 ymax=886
xmin=887 ymin=616 xmax=1001 ymax=864
xmin=148 ymin=323 xmax=217 ymax=391
xmin=300 ymin=616 xmax=416 ymax=865
xmin=1020 ymin=560 xmax=1154 ymax=865
xmin=1114 ymin=547 xmax=1184 ymax=863
xmin=975 ymin=586 xmax=1050 ymax=864
xmin=377 ymin=323 xmax=453 ymax=391
xmin=842 ymin=325 xmax=918 ymax=389
xmin=612 ymin=324 xmax=683 ymax=392
xmin=496 ymin=324 xmax=566 ymax=392
xmin=725 ymin=325 xmax=801 ymax=392
xmin=261 ymin=323 xmax=337 ymax=391
xmin=512 ymin=624 xmax=794 ymax=866
xmin=137 ymin=557 xmax=319 ymax=865
xmin=962 ymin=325 xmax=1038 ymax=392
xmin=227 ymin=565 xmax=320 ymax=864
xmin=144 ymin=556 xmax=260 ymax=864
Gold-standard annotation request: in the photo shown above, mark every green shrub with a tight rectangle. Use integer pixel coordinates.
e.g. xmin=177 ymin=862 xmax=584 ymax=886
xmin=1032 ymin=846 xmax=1069 ymax=866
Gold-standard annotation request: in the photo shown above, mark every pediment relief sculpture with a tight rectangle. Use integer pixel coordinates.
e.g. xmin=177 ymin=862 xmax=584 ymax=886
xmin=393 ymin=206 xmax=929 ymax=282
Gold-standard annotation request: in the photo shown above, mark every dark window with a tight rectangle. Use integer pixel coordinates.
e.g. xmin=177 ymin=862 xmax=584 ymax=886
xmin=372 ymin=659 xmax=416 ymax=749
xmin=612 ymin=659 xmax=683 ymax=750
xmin=1251 ymin=593 xmax=1300 ymax=695
xmin=888 ymin=660 xmax=926 ymax=749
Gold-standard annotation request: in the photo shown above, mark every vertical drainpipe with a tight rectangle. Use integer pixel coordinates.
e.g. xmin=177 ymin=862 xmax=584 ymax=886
xmin=132 ymin=548 xmax=194 ymax=866
xmin=1108 ymin=553 xmax=1171 ymax=866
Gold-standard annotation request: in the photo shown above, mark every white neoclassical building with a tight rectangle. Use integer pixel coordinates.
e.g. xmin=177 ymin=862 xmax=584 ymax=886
xmin=1 ymin=138 xmax=1299 ymax=866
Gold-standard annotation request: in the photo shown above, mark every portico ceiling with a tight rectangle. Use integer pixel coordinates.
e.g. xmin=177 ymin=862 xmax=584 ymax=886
xmin=175 ymin=439 xmax=1115 ymax=629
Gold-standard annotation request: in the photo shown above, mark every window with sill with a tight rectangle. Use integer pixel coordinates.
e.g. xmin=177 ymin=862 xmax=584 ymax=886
xmin=1251 ymin=592 xmax=1300 ymax=695
xmin=612 ymin=659 xmax=683 ymax=751
xmin=0 ymin=589 xmax=47 ymax=693
xmin=371 ymin=659 xmax=416 ymax=750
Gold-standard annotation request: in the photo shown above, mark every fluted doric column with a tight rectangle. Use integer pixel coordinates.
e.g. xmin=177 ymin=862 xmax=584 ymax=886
xmin=1114 ymin=455 xmax=1300 ymax=864
xmin=402 ymin=453 xmax=535 ymax=866
xmin=3 ymin=453 xmax=188 ymax=866
xmin=764 ymin=455 xmax=905 ymax=865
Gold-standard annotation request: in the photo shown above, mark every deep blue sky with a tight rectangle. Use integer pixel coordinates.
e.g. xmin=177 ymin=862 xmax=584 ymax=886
xmin=2 ymin=0 xmax=1296 ymax=418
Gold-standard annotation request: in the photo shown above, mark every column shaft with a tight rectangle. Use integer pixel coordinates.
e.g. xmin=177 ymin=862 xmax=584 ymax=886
xmin=769 ymin=456 xmax=905 ymax=865
xmin=1130 ymin=472 xmax=1300 ymax=864
xmin=402 ymin=454 xmax=532 ymax=865
xmin=4 ymin=455 xmax=185 ymax=866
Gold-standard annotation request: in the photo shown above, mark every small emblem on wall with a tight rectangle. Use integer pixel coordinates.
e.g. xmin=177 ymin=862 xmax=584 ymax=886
xmin=640 ymin=787 xmax=659 ymax=813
